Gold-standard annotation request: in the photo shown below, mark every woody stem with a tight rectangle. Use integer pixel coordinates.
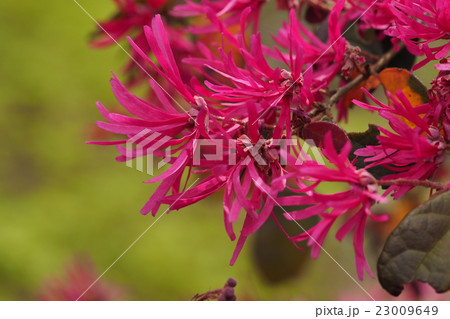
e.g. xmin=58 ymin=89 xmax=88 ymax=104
xmin=359 ymin=50 xmax=380 ymax=61
xmin=328 ymin=43 xmax=404 ymax=107
xmin=377 ymin=178 xmax=448 ymax=190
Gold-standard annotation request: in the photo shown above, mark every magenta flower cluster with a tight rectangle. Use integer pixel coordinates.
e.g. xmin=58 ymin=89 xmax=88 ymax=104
xmin=90 ymin=0 xmax=450 ymax=280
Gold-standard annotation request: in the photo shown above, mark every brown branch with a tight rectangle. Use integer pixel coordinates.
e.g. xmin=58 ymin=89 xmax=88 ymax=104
xmin=377 ymin=178 xmax=448 ymax=191
xmin=359 ymin=50 xmax=380 ymax=62
xmin=328 ymin=43 xmax=405 ymax=107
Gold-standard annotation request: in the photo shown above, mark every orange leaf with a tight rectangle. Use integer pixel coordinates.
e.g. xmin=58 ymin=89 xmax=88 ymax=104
xmin=378 ymin=68 xmax=428 ymax=107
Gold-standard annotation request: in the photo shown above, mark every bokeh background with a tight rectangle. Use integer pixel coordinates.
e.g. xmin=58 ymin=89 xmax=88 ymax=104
xmin=0 ymin=0 xmax=448 ymax=301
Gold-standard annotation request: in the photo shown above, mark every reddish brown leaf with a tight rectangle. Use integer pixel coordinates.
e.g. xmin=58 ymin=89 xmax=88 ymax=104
xmin=301 ymin=122 xmax=349 ymax=152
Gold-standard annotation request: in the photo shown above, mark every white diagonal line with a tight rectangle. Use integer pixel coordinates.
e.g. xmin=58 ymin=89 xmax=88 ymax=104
xmin=252 ymin=179 xmax=376 ymax=301
xmin=76 ymin=178 xmax=200 ymax=301
xmin=70 ymin=0 xmax=197 ymax=124
xmin=252 ymin=0 xmax=380 ymax=124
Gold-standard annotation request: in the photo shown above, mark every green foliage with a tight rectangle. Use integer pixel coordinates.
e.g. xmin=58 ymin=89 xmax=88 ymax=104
xmin=378 ymin=191 xmax=450 ymax=296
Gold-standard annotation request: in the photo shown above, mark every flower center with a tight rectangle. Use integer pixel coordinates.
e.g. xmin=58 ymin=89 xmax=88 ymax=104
xmin=427 ymin=126 xmax=446 ymax=165
xmin=279 ymin=69 xmax=303 ymax=95
xmin=358 ymin=170 xmax=378 ymax=193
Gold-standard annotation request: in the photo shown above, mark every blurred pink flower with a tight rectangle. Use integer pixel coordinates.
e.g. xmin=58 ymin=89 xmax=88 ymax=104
xmin=39 ymin=257 xmax=125 ymax=301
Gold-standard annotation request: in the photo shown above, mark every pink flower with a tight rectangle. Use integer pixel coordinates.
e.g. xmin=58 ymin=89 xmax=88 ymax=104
xmin=274 ymin=1 xmax=376 ymax=121
xmin=91 ymin=0 xmax=193 ymax=84
xmin=154 ymin=101 xmax=299 ymax=264
xmin=386 ymin=0 xmax=450 ymax=68
xmin=353 ymin=89 xmax=447 ymax=198
xmin=430 ymin=57 xmax=450 ymax=133
xmin=39 ymin=257 xmax=125 ymax=301
xmin=171 ymin=0 xmax=267 ymax=33
xmin=182 ymin=5 xmax=352 ymax=133
xmin=195 ymin=32 xmax=313 ymax=110
xmin=91 ymin=15 xmax=297 ymax=265
xmin=435 ymin=56 xmax=450 ymax=71
xmin=91 ymin=1 xmax=449 ymax=275
xmin=273 ymin=3 xmax=347 ymax=86
xmin=298 ymin=0 xmax=400 ymax=32
xmin=275 ymin=133 xmax=388 ymax=280
xmin=360 ymin=0 xmax=397 ymax=31
xmin=90 ymin=15 xmax=224 ymax=216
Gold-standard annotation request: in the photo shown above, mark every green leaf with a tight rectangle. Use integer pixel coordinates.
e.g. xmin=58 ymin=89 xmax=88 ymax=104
xmin=377 ymin=191 xmax=450 ymax=296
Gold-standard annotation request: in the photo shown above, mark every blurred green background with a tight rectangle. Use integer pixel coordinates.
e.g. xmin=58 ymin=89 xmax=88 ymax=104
xmin=0 ymin=0 xmax=445 ymax=301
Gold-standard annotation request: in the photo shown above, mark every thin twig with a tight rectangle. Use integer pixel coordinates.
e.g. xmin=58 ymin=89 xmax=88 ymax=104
xmin=377 ymin=178 xmax=448 ymax=191
xmin=359 ymin=50 xmax=380 ymax=61
xmin=328 ymin=43 xmax=405 ymax=107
